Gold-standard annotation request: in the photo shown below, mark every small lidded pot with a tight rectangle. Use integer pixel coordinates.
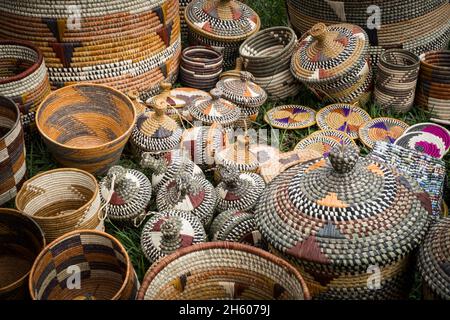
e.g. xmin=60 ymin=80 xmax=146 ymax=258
xmin=215 ymin=135 xmax=259 ymax=172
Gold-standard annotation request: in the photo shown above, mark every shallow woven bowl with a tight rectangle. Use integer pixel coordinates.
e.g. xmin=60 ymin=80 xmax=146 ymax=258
xmin=29 ymin=230 xmax=139 ymax=300
xmin=138 ymin=241 xmax=310 ymax=300
xmin=0 ymin=208 xmax=45 ymax=300
xmin=36 ymin=84 xmax=136 ymax=175
xmin=15 ymin=168 xmax=102 ymax=242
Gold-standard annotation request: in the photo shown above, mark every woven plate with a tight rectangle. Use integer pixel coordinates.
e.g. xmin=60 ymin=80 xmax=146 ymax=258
xmin=405 ymin=122 xmax=450 ymax=152
xmin=294 ymin=135 xmax=342 ymax=158
xmin=310 ymin=129 xmax=357 ymax=148
xmin=316 ymin=103 xmax=372 ymax=139
xmin=359 ymin=117 xmax=409 ymax=149
xmin=264 ymin=105 xmax=316 ymax=129
xmin=394 ymin=131 xmax=447 ymax=159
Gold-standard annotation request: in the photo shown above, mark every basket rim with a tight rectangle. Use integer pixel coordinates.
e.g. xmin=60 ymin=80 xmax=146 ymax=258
xmin=420 ymin=50 xmax=450 ymax=71
xmin=380 ymin=49 xmax=420 ymax=69
xmin=0 ymin=95 xmax=20 ymax=142
xmin=0 ymin=39 xmax=44 ymax=85
xmin=35 ymin=83 xmax=136 ymax=151
xmin=15 ymin=167 xmax=100 ymax=221
xmin=0 ymin=208 xmax=46 ymax=294
xmin=28 ymin=229 xmax=131 ymax=300
xmin=137 ymin=240 xmax=311 ymax=300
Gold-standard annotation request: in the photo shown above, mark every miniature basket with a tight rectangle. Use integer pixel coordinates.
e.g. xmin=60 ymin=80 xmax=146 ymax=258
xmin=36 ymin=84 xmax=136 ymax=175
xmin=29 ymin=230 xmax=139 ymax=300
xmin=264 ymin=105 xmax=316 ymax=129
xmin=0 ymin=40 xmax=51 ymax=128
xmin=180 ymin=46 xmax=223 ymax=90
xmin=358 ymin=117 xmax=409 ymax=149
xmin=239 ymin=26 xmax=300 ymax=100
xmin=374 ymin=49 xmax=420 ymax=113
xmin=0 ymin=0 xmax=182 ymax=98
xmin=416 ymin=50 xmax=450 ymax=121
xmin=140 ymin=210 xmax=206 ymax=264
xmin=418 ymin=217 xmax=450 ymax=300
xmin=15 ymin=168 xmax=103 ymax=242
xmin=215 ymin=135 xmax=260 ymax=172
xmin=369 ymin=141 xmax=446 ymax=217
xmin=185 ymin=0 xmax=261 ymax=69
xmin=0 ymin=96 xmax=26 ymax=206
xmin=138 ymin=241 xmax=311 ymax=300
xmin=255 ymin=147 xmax=432 ymax=299
xmin=0 ymin=208 xmax=45 ymax=300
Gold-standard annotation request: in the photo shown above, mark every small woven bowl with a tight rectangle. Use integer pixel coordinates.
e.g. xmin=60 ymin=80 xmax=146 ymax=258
xmin=0 ymin=208 xmax=45 ymax=300
xmin=36 ymin=84 xmax=136 ymax=175
xmin=29 ymin=230 xmax=139 ymax=300
xmin=15 ymin=168 xmax=103 ymax=242
xmin=138 ymin=241 xmax=310 ymax=300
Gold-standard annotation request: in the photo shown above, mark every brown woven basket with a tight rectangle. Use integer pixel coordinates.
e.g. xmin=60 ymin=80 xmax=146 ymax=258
xmin=138 ymin=241 xmax=310 ymax=300
xmin=15 ymin=168 xmax=103 ymax=242
xmin=0 ymin=208 xmax=45 ymax=300
xmin=29 ymin=229 xmax=139 ymax=300
xmin=36 ymin=84 xmax=136 ymax=175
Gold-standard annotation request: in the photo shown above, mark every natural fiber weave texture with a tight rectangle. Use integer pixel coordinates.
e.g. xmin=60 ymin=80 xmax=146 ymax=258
xmin=215 ymin=136 xmax=259 ymax=172
xmin=394 ymin=131 xmax=447 ymax=159
xmin=358 ymin=117 xmax=409 ymax=149
xmin=0 ymin=40 xmax=51 ymax=128
xmin=310 ymin=129 xmax=357 ymax=148
xmin=294 ymin=134 xmax=342 ymax=158
xmin=36 ymin=84 xmax=136 ymax=175
xmin=15 ymin=168 xmax=103 ymax=242
xmin=0 ymin=0 xmax=182 ymax=97
xmin=418 ymin=217 xmax=450 ymax=300
xmin=369 ymin=141 xmax=446 ymax=217
xmin=264 ymin=105 xmax=316 ymax=130
xmin=141 ymin=210 xmax=206 ymax=264
xmin=29 ymin=230 xmax=139 ymax=300
xmin=255 ymin=146 xmax=431 ymax=299
xmin=0 ymin=208 xmax=45 ymax=300
xmin=0 ymin=96 xmax=26 ymax=206
xmin=138 ymin=241 xmax=310 ymax=300
xmin=405 ymin=122 xmax=450 ymax=153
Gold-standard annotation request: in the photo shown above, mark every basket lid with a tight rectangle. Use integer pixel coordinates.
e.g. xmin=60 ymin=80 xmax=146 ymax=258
xmin=216 ymin=165 xmax=265 ymax=212
xmin=215 ymin=135 xmax=259 ymax=172
xmin=185 ymin=0 xmax=260 ymax=42
xmin=131 ymin=97 xmax=182 ymax=153
xmin=255 ymin=145 xmax=431 ymax=269
xmin=216 ymin=71 xmax=267 ymax=107
xmin=141 ymin=210 xmax=206 ymax=264
xmin=188 ymin=88 xmax=240 ymax=126
xmin=291 ymin=23 xmax=369 ymax=84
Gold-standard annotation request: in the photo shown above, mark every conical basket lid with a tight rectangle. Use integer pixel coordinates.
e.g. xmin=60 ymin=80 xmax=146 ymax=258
xmin=216 ymin=71 xmax=267 ymax=107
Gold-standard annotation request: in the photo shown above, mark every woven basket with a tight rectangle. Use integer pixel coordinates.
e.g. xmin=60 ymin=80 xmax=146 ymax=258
xmin=36 ymin=84 xmax=136 ymax=175
xmin=179 ymin=0 xmax=193 ymax=41
xmin=375 ymin=49 xmax=420 ymax=113
xmin=180 ymin=46 xmax=223 ymax=90
xmin=0 ymin=208 xmax=45 ymax=300
xmin=138 ymin=241 xmax=310 ymax=300
xmin=0 ymin=0 xmax=182 ymax=98
xmin=15 ymin=168 xmax=103 ymax=242
xmin=239 ymin=26 xmax=300 ymax=100
xmin=416 ymin=50 xmax=450 ymax=121
xmin=29 ymin=230 xmax=139 ymax=300
xmin=0 ymin=40 xmax=51 ymax=129
xmin=0 ymin=96 xmax=26 ymax=206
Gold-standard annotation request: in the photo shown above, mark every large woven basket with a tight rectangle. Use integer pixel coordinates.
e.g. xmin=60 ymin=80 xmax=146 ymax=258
xmin=138 ymin=241 xmax=310 ymax=300
xmin=0 ymin=0 xmax=181 ymax=99
xmin=0 ymin=96 xmax=26 ymax=206
xmin=15 ymin=168 xmax=103 ymax=242
xmin=0 ymin=208 xmax=45 ymax=300
xmin=29 ymin=230 xmax=139 ymax=300
xmin=36 ymin=84 xmax=136 ymax=175
xmin=0 ymin=40 xmax=51 ymax=128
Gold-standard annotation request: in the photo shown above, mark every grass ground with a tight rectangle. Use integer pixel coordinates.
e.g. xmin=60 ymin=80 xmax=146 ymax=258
xmin=7 ymin=0 xmax=449 ymax=299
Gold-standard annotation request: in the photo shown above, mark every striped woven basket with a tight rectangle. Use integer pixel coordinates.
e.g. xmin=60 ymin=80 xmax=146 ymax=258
xmin=36 ymin=84 xmax=136 ymax=175
xmin=15 ymin=168 xmax=103 ymax=242
xmin=138 ymin=241 xmax=311 ymax=300
xmin=0 ymin=0 xmax=182 ymax=99
xmin=0 ymin=40 xmax=51 ymax=129
xmin=0 ymin=208 xmax=45 ymax=300
xmin=29 ymin=230 xmax=139 ymax=300
xmin=0 ymin=96 xmax=26 ymax=206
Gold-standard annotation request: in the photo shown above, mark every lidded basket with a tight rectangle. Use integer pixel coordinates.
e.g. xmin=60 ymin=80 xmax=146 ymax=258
xmin=185 ymin=0 xmax=261 ymax=69
xmin=215 ymin=135 xmax=259 ymax=172
xmin=255 ymin=146 xmax=432 ymax=299
xmin=140 ymin=210 xmax=206 ymax=264
xmin=99 ymin=165 xmax=152 ymax=223
xmin=291 ymin=23 xmax=372 ymax=104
